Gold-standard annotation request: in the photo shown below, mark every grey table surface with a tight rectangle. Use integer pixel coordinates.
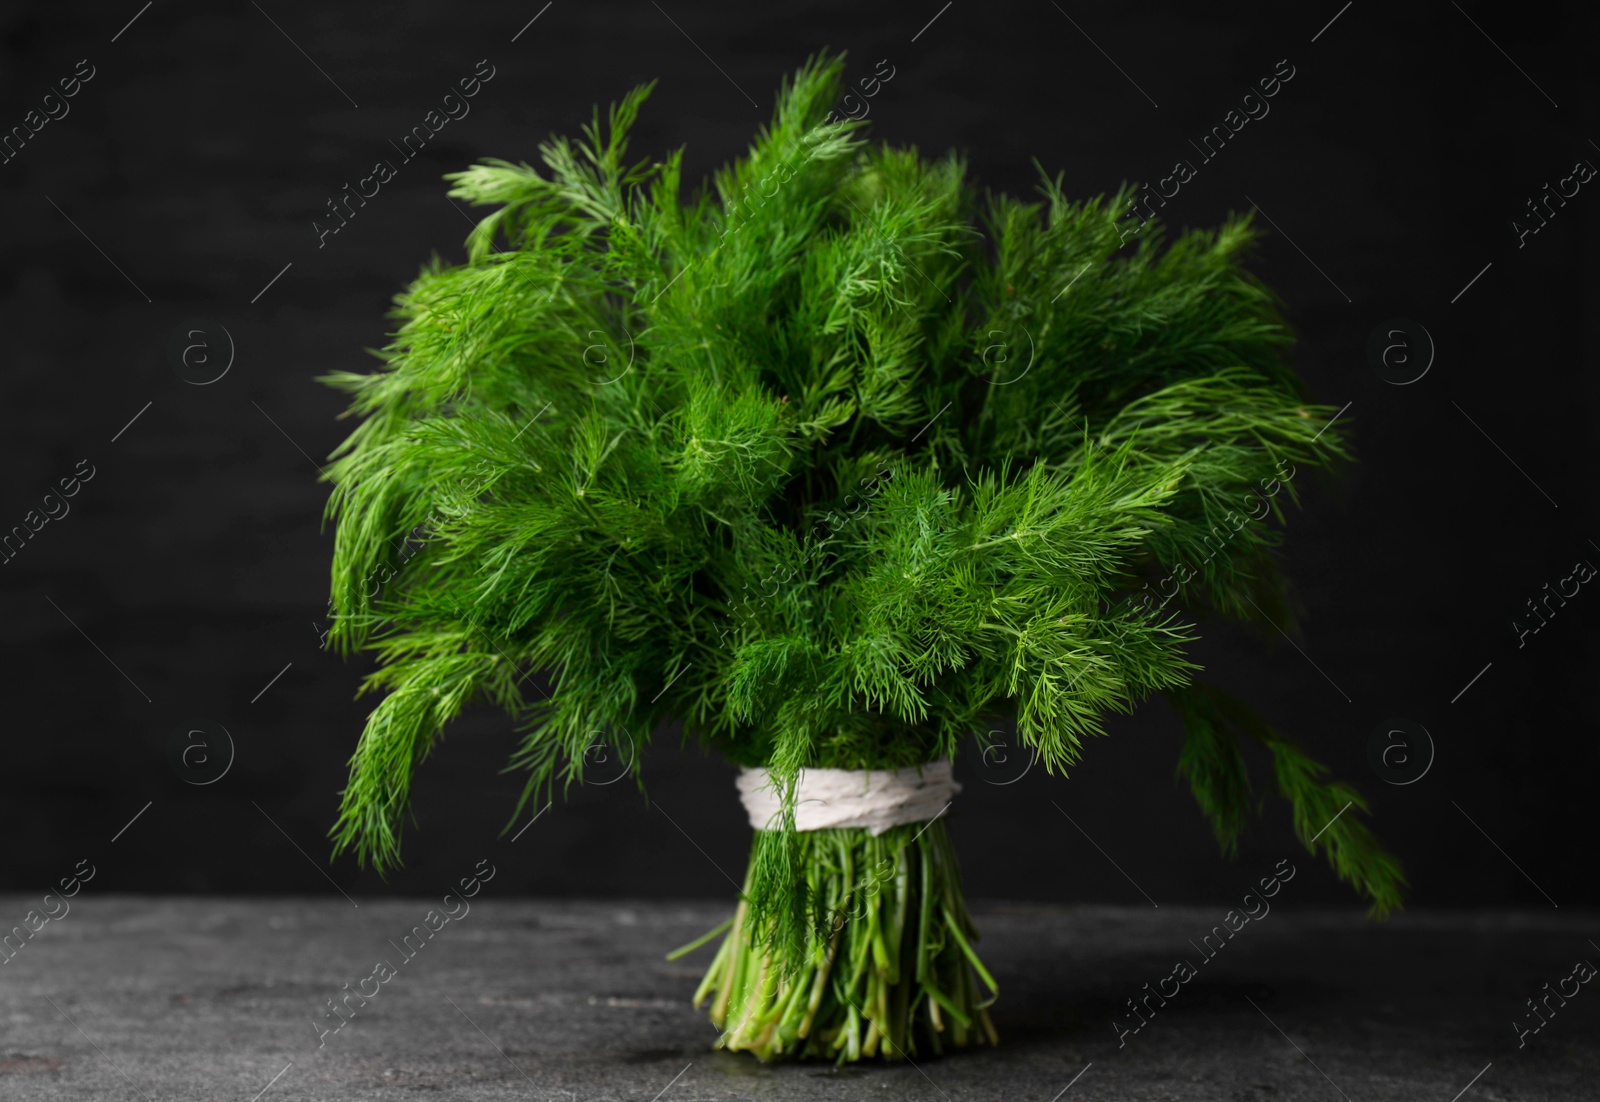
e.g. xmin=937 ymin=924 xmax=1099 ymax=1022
xmin=0 ymin=896 xmax=1594 ymax=1101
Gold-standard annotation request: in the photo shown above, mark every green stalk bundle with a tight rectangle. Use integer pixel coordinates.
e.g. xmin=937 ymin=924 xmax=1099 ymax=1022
xmin=320 ymin=52 xmax=1405 ymax=1063
xmin=679 ymin=820 xmax=996 ymax=1061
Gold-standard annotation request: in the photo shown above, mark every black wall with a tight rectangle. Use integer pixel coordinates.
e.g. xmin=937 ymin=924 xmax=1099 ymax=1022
xmin=2 ymin=1 xmax=1595 ymax=912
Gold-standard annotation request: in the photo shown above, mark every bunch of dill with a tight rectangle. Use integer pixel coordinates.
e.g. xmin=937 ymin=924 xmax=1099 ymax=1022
xmin=321 ymin=54 xmax=1401 ymax=1061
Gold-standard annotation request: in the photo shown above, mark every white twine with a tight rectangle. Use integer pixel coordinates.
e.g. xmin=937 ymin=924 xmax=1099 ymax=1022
xmin=737 ymin=762 xmax=960 ymax=835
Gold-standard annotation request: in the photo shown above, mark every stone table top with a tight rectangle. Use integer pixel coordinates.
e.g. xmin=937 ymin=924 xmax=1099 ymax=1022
xmin=0 ymin=896 xmax=1595 ymax=1100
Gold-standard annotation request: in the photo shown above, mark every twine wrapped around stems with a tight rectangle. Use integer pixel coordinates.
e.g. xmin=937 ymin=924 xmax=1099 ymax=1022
xmin=736 ymin=763 xmax=960 ymax=835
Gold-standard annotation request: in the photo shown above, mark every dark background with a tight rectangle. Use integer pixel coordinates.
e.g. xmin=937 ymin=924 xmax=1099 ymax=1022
xmin=2 ymin=1 xmax=1594 ymax=914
